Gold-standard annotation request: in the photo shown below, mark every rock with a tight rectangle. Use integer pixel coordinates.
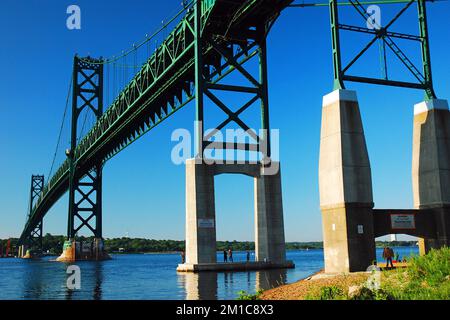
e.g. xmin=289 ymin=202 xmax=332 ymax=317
xmin=348 ymin=285 xmax=362 ymax=298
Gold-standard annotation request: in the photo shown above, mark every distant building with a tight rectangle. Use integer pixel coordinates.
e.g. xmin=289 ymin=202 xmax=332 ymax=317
xmin=390 ymin=234 xmax=397 ymax=242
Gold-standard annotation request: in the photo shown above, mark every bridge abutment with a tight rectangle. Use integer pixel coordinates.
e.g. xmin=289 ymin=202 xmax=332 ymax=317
xmin=179 ymin=159 xmax=293 ymax=272
xmin=412 ymin=99 xmax=450 ymax=254
xmin=319 ymin=89 xmax=375 ymax=273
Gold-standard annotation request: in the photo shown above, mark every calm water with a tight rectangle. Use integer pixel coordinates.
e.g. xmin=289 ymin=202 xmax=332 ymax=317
xmin=0 ymin=247 xmax=418 ymax=300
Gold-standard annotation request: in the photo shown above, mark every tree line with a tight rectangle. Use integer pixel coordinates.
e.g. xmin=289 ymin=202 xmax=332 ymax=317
xmin=0 ymin=234 xmax=417 ymax=255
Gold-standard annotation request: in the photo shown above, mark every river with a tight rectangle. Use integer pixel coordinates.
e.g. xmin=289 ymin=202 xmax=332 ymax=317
xmin=0 ymin=247 xmax=418 ymax=300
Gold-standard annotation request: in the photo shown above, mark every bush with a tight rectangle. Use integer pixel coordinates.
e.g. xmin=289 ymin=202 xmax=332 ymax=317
xmin=304 ymin=285 xmax=346 ymax=300
xmin=237 ymin=289 xmax=263 ymax=300
xmin=407 ymin=247 xmax=450 ymax=286
xmin=350 ymin=287 xmax=392 ymax=300
xmin=383 ymin=247 xmax=450 ymax=300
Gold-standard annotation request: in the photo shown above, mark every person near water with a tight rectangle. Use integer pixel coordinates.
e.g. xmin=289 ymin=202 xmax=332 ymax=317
xmin=246 ymin=250 xmax=250 ymax=262
xmin=228 ymin=248 xmax=233 ymax=262
xmin=180 ymin=251 xmax=185 ymax=264
xmin=223 ymin=250 xmax=228 ymax=262
xmin=382 ymin=246 xmax=394 ymax=268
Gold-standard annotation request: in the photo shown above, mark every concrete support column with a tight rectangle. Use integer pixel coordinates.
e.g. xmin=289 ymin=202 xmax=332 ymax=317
xmin=254 ymin=163 xmax=286 ymax=263
xmin=185 ymin=159 xmax=217 ymax=264
xmin=412 ymin=99 xmax=450 ymax=254
xmin=319 ymin=89 xmax=375 ymax=273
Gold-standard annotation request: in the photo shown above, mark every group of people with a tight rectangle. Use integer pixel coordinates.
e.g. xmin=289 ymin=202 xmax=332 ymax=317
xmin=180 ymin=248 xmax=252 ymax=264
xmin=223 ymin=249 xmax=252 ymax=263
xmin=223 ymin=249 xmax=233 ymax=262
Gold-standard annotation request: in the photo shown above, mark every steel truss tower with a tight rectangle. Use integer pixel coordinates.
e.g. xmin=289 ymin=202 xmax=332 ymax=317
xmin=67 ymin=56 xmax=104 ymax=240
xmin=194 ymin=0 xmax=273 ymax=163
xmin=329 ymin=0 xmax=436 ymax=99
xmin=26 ymin=175 xmax=45 ymax=253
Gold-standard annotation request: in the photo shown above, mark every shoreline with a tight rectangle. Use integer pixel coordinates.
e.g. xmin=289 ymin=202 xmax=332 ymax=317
xmin=260 ymin=270 xmax=371 ymax=300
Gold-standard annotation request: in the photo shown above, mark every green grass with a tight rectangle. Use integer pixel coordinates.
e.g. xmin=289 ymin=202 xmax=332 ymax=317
xmin=381 ymin=247 xmax=450 ymax=300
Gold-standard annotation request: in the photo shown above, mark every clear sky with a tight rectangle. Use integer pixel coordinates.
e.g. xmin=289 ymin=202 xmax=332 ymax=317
xmin=0 ymin=0 xmax=449 ymax=242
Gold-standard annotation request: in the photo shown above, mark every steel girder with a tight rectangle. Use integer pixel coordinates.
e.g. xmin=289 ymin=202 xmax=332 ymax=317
xmin=329 ymin=0 xmax=436 ymax=99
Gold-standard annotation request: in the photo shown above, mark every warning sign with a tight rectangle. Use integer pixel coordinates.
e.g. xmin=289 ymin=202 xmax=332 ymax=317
xmin=391 ymin=214 xmax=415 ymax=230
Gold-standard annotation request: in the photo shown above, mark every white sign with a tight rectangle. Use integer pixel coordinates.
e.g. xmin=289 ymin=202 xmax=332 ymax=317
xmin=391 ymin=214 xmax=415 ymax=230
xmin=198 ymin=219 xmax=215 ymax=228
xmin=357 ymin=225 xmax=364 ymax=234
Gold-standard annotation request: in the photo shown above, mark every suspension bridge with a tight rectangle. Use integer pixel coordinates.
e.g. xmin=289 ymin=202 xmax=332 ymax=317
xmin=17 ymin=0 xmax=450 ymax=273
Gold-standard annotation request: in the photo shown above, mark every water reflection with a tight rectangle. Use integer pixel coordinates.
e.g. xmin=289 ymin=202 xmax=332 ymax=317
xmin=22 ymin=260 xmax=46 ymax=299
xmin=177 ymin=268 xmax=288 ymax=300
xmin=92 ymin=263 xmax=103 ymax=300
xmin=256 ymin=269 xmax=287 ymax=291
xmin=63 ymin=262 xmax=104 ymax=300
xmin=20 ymin=259 xmax=104 ymax=300
xmin=178 ymin=272 xmax=218 ymax=300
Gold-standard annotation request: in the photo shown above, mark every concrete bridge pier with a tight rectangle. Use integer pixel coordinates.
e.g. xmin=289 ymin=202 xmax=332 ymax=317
xmin=184 ymin=159 xmax=217 ymax=265
xmin=255 ymin=165 xmax=286 ymax=263
xmin=18 ymin=245 xmax=25 ymax=258
xmin=56 ymin=238 xmax=110 ymax=262
xmin=179 ymin=159 xmax=293 ymax=272
xmin=412 ymin=99 xmax=450 ymax=254
xmin=319 ymin=89 xmax=375 ymax=273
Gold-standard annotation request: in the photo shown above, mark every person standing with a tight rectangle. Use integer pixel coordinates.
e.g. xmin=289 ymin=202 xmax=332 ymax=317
xmin=223 ymin=249 xmax=228 ymax=262
xmin=246 ymin=250 xmax=250 ymax=262
xmin=180 ymin=251 xmax=185 ymax=264
xmin=228 ymin=248 xmax=233 ymax=262
xmin=383 ymin=246 xmax=394 ymax=268
xmin=390 ymin=247 xmax=396 ymax=266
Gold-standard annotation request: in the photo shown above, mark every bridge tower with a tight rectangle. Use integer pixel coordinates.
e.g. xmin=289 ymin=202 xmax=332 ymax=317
xmin=19 ymin=175 xmax=45 ymax=258
xmin=178 ymin=0 xmax=293 ymax=272
xmin=57 ymin=56 xmax=109 ymax=262
xmin=319 ymin=0 xmax=449 ymax=273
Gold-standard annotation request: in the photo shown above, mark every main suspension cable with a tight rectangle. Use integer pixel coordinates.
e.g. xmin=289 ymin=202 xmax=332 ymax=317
xmin=48 ymin=77 xmax=72 ymax=179
xmin=78 ymin=1 xmax=194 ymax=66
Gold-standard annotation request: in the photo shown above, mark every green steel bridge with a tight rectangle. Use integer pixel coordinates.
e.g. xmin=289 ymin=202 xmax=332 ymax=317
xmin=18 ymin=0 xmax=442 ymax=259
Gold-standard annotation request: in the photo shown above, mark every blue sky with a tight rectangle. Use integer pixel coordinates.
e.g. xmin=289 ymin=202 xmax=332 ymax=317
xmin=0 ymin=0 xmax=449 ymax=242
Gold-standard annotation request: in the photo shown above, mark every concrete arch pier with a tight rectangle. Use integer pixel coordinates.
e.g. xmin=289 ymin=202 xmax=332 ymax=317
xmin=319 ymin=89 xmax=450 ymax=273
xmin=177 ymin=159 xmax=294 ymax=272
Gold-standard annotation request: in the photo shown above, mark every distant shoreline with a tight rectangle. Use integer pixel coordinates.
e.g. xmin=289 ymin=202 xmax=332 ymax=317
xmin=2 ymin=235 xmax=418 ymax=256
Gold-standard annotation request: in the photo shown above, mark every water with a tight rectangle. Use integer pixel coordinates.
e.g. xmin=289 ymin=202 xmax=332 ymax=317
xmin=0 ymin=247 xmax=418 ymax=300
